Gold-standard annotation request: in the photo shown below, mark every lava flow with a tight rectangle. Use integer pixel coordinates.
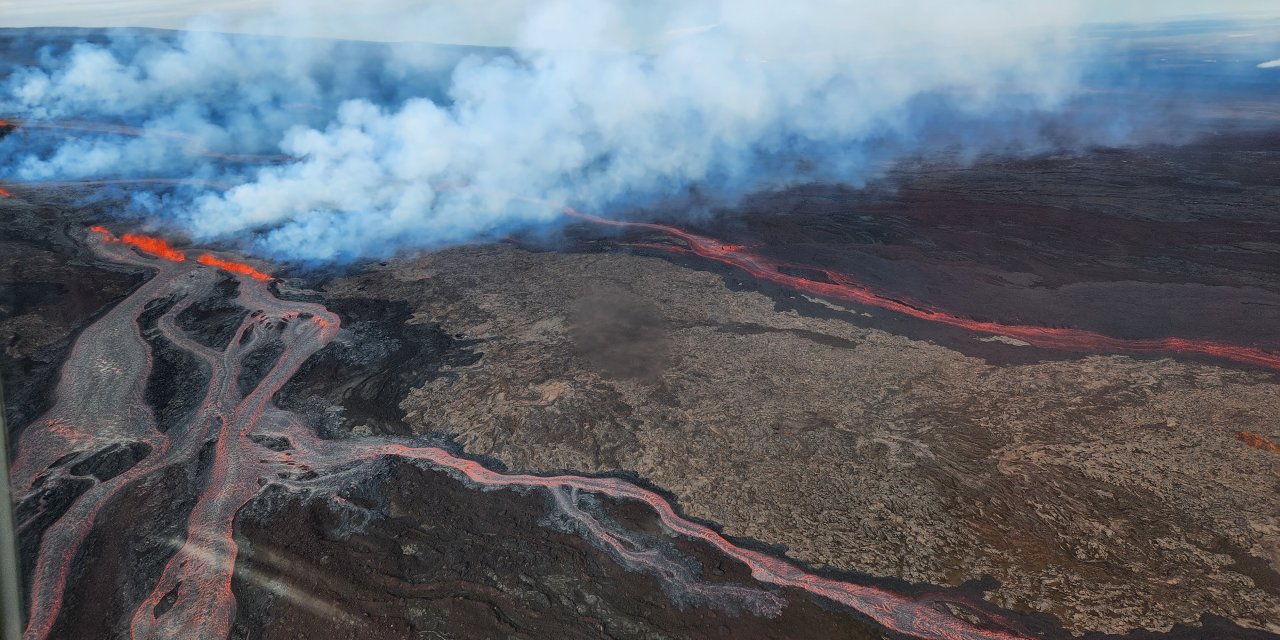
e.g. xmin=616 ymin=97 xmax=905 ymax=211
xmin=565 ymin=209 xmax=1280 ymax=372
xmin=196 ymin=253 xmax=272 ymax=280
xmin=0 ymin=186 xmax=11 ymax=198
xmin=9 ymin=227 xmax=1043 ymax=640
xmin=89 ymin=226 xmax=186 ymax=261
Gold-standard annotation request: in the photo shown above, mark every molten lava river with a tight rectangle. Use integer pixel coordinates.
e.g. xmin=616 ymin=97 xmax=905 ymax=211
xmin=567 ymin=209 xmax=1280 ymax=372
xmin=10 ymin=227 xmax=1056 ymax=640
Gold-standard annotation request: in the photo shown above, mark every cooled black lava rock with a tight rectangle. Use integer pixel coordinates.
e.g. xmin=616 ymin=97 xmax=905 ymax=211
xmin=176 ymin=276 xmax=249 ymax=351
xmin=69 ymin=441 xmax=151 ymax=482
xmin=276 ymin=297 xmax=480 ymax=436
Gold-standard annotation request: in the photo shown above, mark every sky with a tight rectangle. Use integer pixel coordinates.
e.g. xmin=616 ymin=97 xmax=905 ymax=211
xmin=1 ymin=0 xmax=1279 ymax=45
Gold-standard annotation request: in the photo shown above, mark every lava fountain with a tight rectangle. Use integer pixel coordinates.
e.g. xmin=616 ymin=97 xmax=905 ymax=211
xmin=9 ymin=227 xmax=1045 ymax=640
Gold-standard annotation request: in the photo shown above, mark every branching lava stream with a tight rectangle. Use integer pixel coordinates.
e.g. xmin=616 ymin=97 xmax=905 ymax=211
xmin=11 ymin=228 xmax=1042 ymax=640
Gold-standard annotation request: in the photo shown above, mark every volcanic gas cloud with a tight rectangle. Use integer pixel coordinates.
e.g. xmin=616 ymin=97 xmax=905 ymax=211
xmin=0 ymin=0 xmax=1137 ymax=260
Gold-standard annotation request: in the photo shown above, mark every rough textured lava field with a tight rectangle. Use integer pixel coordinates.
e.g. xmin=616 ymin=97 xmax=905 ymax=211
xmin=4 ymin=22 xmax=1280 ymax=640
xmin=6 ymin=131 xmax=1280 ymax=639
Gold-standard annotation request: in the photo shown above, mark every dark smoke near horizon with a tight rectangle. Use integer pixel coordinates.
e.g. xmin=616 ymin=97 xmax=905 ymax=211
xmin=1 ymin=0 xmax=1278 ymax=262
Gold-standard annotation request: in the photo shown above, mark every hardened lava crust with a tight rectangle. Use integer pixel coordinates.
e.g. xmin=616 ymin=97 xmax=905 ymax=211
xmin=303 ymin=136 xmax=1280 ymax=636
xmin=4 ymin=137 xmax=1280 ymax=639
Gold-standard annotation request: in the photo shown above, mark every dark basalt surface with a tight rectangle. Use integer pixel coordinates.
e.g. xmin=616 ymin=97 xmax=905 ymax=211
xmin=230 ymin=460 xmax=891 ymax=640
xmin=47 ymin=461 xmax=205 ymax=640
xmin=601 ymin=132 xmax=1280 ymax=373
xmin=275 ymin=296 xmax=481 ymax=437
xmin=1 ymin=193 xmax=146 ymax=450
xmin=5 ymin=176 xmax=1280 ymax=638
xmin=68 ymin=441 xmax=152 ymax=482
xmin=236 ymin=336 xmax=286 ymax=396
xmin=13 ymin=475 xmax=92 ymax=604
xmin=140 ymin=294 xmax=211 ymax=435
xmin=176 ymin=276 xmax=249 ymax=351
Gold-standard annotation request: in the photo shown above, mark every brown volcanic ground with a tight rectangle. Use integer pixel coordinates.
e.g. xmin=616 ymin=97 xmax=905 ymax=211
xmin=4 ymin=136 xmax=1280 ymax=639
xmin=1 ymin=194 xmax=905 ymax=640
xmin=295 ymin=136 xmax=1280 ymax=635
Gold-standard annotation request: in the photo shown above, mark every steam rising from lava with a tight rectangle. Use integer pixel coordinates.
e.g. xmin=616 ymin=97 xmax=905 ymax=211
xmin=0 ymin=0 xmax=1108 ymax=260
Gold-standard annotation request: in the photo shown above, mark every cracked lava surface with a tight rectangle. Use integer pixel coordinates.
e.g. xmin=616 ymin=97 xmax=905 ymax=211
xmin=10 ymin=228 xmax=1053 ymax=640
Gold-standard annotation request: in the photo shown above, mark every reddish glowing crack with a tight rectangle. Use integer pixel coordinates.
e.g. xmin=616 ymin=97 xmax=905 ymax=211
xmin=565 ymin=209 xmax=1280 ymax=372
xmin=1235 ymin=431 xmax=1280 ymax=453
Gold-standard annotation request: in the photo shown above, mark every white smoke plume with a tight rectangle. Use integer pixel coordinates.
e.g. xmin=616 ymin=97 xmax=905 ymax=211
xmin=2 ymin=0 xmax=1093 ymax=261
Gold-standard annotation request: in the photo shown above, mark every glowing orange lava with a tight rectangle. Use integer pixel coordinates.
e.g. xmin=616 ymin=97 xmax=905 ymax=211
xmin=11 ymin=219 xmax=1072 ymax=640
xmin=567 ymin=209 xmax=1280 ymax=372
xmin=197 ymin=254 xmax=272 ymax=280
xmin=0 ymin=186 xmax=11 ymax=198
xmin=120 ymin=233 xmax=185 ymax=262
xmin=1235 ymin=431 xmax=1280 ymax=453
xmin=92 ymin=228 xmax=272 ymax=279
xmin=89 ymin=226 xmax=186 ymax=262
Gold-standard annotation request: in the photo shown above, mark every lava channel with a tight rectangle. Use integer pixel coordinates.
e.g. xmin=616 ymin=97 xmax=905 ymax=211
xmin=197 ymin=254 xmax=272 ymax=280
xmin=8 ymin=227 xmax=1046 ymax=640
xmin=565 ymin=209 xmax=1280 ymax=372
